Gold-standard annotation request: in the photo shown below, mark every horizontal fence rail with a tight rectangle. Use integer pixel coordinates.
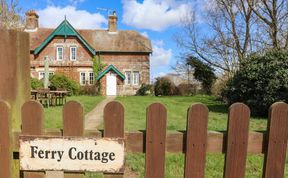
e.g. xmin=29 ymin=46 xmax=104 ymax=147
xmin=1 ymin=100 xmax=288 ymax=178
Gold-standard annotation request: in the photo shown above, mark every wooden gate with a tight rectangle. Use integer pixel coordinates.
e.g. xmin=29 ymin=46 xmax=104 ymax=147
xmin=0 ymin=100 xmax=288 ymax=178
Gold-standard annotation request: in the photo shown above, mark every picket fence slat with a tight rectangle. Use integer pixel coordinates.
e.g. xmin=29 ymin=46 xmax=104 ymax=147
xmin=145 ymin=103 xmax=167 ymax=178
xmin=263 ymin=102 xmax=288 ymax=178
xmin=1 ymin=100 xmax=288 ymax=178
xmin=184 ymin=104 xmax=209 ymax=178
xmin=63 ymin=101 xmax=84 ymax=137
xmin=224 ymin=103 xmax=250 ymax=178
xmin=104 ymin=101 xmax=125 ymax=178
xmin=63 ymin=101 xmax=84 ymax=178
xmin=21 ymin=101 xmax=45 ymax=178
xmin=0 ymin=101 xmax=11 ymax=178
xmin=22 ymin=101 xmax=44 ymax=135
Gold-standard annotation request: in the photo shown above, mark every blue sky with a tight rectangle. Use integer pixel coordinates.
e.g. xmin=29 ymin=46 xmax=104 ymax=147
xmin=19 ymin=0 xmax=199 ymax=80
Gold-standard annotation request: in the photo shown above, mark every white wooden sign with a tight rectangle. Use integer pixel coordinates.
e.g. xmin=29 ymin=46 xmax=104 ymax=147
xmin=19 ymin=137 xmax=125 ymax=172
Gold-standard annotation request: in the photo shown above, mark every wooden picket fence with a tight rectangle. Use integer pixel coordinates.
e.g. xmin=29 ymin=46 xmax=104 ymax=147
xmin=0 ymin=100 xmax=288 ymax=178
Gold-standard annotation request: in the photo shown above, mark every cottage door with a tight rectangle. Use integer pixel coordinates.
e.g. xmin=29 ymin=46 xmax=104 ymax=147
xmin=106 ymin=73 xmax=117 ymax=96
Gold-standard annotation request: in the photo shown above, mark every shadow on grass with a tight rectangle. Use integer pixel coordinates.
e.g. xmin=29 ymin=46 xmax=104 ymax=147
xmin=207 ymin=104 xmax=228 ymax=114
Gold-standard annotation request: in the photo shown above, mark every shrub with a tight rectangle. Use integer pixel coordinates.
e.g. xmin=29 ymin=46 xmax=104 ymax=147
xmin=177 ymin=83 xmax=198 ymax=96
xmin=136 ymin=84 xmax=153 ymax=96
xmin=49 ymin=74 xmax=80 ymax=95
xmin=211 ymin=73 xmax=230 ymax=97
xmin=221 ymin=49 xmax=288 ymax=116
xmin=154 ymin=77 xmax=178 ymax=96
xmin=80 ymin=85 xmax=98 ymax=95
xmin=31 ymin=77 xmax=43 ymax=89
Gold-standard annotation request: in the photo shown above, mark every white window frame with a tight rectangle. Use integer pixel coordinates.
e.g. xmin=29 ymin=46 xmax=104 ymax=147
xmin=56 ymin=46 xmax=63 ymax=61
xmin=132 ymin=71 xmax=140 ymax=85
xmin=125 ymin=71 xmax=140 ymax=85
xmin=80 ymin=72 xmax=86 ymax=85
xmin=89 ymin=72 xmax=94 ymax=85
xmin=70 ymin=46 xmax=77 ymax=61
xmin=38 ymin=72 xmax=54 ymax=80
xmin=125 ymin=71 xmax=131 ymax=85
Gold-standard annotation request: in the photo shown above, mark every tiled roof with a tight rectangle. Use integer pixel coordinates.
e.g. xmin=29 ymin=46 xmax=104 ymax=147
xmin=29 ymin=27 xmax=152 ymax=54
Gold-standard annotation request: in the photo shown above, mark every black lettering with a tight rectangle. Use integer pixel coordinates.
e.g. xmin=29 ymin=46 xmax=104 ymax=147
xmin=94 ymin=152 xmax=100 ymax=160
xmin=30 ymin=146 xmax=38 ymax=158
xmin=69 ymin=147 xmax=77 ymax=160
xmin=38 ymin=150 xmax=44 ymax=159
xmin=77 ymin=151 xmax=84 ymax=160
xmin=57 ymin=151 xmax=64 ymax=162
xmin=101 ymin=152 xmax=109 ymax=163
xmin=45 ymin=150 xmax=50 ymax=159
xmin=89 ymin=150 xmax=93 ymax=160
xmin=109 ymin=152 xmax=115 ymax=161
xmin=51 ymin=151 xmax=56 ymax=159
xmin=84 ymin=150 xmax=89 ymax=160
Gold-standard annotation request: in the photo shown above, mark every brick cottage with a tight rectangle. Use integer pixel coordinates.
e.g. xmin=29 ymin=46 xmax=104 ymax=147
xmin=25 ymin=10 xmax=152 ymax=95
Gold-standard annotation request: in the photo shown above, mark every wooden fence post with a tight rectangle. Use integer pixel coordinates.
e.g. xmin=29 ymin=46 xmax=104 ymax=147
xmin=145 ymin=103 xmax=167 ymax=178
xmin=184 ymin=103 xmax=209 ymax=178
xmin=0 ymin=101 xmax=12 ymax=178
xmin=223 ymin=103 xmax=250 ymax=178
xmin=263 ymin=102 xmax=288 ymax=178
xmin=21 ymin=101 xmax=45 ymax=178
xmin=104 ymin=101 xmax=124 ymax=178
xmin=63 ymin=101 xmax=84 ymax=178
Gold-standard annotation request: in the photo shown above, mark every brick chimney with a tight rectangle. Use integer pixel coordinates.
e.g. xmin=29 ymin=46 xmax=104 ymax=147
xmin=25 ymin=10 xmax=39 ymax=31
xmin=108 ymin=11 xmax=117 ymax=32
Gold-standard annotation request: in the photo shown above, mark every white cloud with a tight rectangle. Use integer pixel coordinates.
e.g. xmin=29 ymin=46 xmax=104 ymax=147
xmin=122 ymin=0 xmax=192 ymax=31
xmin=69 ymin=0 xmax=85 ymax=6
xmin=151 ymin=40 xmax=172 ymax=67
xmin=37 ymin=6 xmax=107 ymax=29
xmin=141 ymin=31 xmax=149 ymax=38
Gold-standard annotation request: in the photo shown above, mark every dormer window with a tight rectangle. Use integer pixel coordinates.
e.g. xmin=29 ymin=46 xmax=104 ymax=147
xmin=56 ymin=46 xmax=63 ymax=61
xmin=70 ymin=46 xmax=77 ymax=61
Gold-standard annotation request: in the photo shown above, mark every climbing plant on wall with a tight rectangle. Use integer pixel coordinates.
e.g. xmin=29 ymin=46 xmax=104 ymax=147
xmin=92 ymin=55 xmax=107 ymax=94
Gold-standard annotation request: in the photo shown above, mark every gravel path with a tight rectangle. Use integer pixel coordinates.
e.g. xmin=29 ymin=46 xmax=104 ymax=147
xmin=84 ymin=96 xmax=116 ymax=130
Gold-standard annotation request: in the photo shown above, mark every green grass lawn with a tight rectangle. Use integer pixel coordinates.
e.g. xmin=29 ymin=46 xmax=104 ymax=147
xmin=116 ymin=95 xmax=267 ymax=131
xmin=44 ymin=95 xmax=104 ymax=128
xmin=41 ymin=95 xmax=286 ymax=177
xmin=115 ymin=95 xmax=286 ymax=178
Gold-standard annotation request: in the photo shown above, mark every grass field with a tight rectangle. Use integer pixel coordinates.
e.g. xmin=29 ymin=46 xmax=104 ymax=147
xmin=115 ymin=95 xmax=287 ymax=178
xmin=116 ymin=95 xmax=267 ymax=131
xmin=41 ymin=95 xmax=286 ymax=177
xmin=44 ymin=95 xmax=104 ymax=128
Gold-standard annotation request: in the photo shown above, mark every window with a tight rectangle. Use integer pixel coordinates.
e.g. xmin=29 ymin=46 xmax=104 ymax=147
xmin=38 ymin=72 xmax=54 ymax=80
xmin=70 ymin=47 xmax=77 ymax=61
xmin=80 ymin=72 xmax=86 ymax=85
xmin=56 ymin=46 xmax=63 ymax=60
xmin=132 ymin=71 xmax=140 ymax=85
xmin=125 ymin=71 xmax=140 ymax=85
xmin=89 ymin=72 xmax=94 ymax=85
xmin=125 ymin=71 xmax=131 ymax=85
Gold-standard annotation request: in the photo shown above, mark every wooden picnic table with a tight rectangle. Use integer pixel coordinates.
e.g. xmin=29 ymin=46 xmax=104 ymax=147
xmin=31 ymin=89 xmax=69 ymax=107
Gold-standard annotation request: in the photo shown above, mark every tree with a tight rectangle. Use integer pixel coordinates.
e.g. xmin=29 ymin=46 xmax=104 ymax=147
xmin=187 ymin=56 xmax=217 ymax=94
xmin=172 ymin=60 xmax=194 ymax=85
xmin=175 ymin=0 xmax=254 ymax=74
xmin=247 ymin=0 xmax=288 ymax=49
xmin=221 ymin=49 xmax=288 ymax=116
xmin=0 ymin=0 xmax=23 ymax=29
xmin=175 ymin=0 xmax=288 ymax=74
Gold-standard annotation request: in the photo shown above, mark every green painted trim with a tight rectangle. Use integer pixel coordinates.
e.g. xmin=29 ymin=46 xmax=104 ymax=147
xmin=96 ymin=65 xmax=125 ymax=81
xmin=34 ymin=19 xmax=96 ymax=55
